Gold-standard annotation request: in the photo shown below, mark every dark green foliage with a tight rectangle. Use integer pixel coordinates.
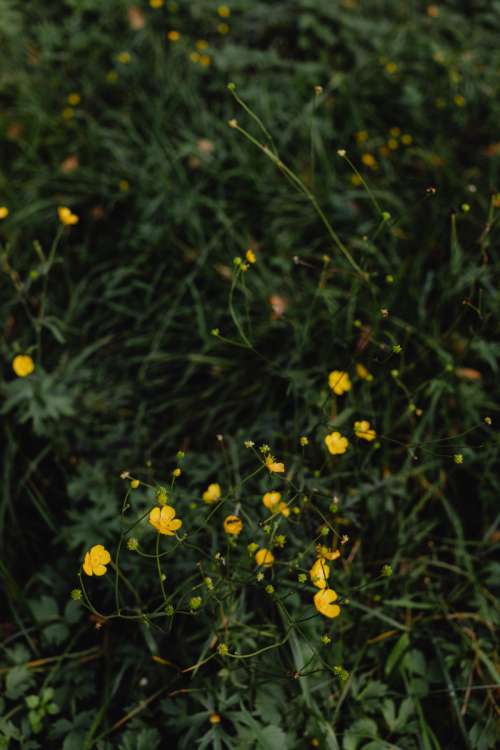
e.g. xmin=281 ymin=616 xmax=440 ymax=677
xmin=1 ymin=1 xmax=499 ymax=748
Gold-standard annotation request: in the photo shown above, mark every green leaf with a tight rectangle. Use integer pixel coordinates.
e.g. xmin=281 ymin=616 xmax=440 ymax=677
xmin=5 ymin=665 xmax=35 ymax=699
xmin=385 ymin=632 xmax=410 ymax=676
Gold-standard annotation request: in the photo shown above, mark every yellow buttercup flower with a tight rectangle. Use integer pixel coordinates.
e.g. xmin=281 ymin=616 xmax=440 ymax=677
xmin=316 ymin=545 xmax=341 ymax=561
xmin=12 ymin=355 xmax=35 ymax=378
xmin=245 ymin=248 xmax=256 ymax=264
xmin=167 ymin=30 xmax=181 ymax=41
xmin=262 ymin=491 xmax=281 ymax=510
xmin=150 ymin=0 xmax=164 ymax=7
xmin=58 ymin=206 xmax=79 ymax=225
xmin=223 ymin=515 xmax=243 ymax=535
xmin=310 ymin=558 xmax=330 ymax=589
xmin=67 ymin=93 xmax=81 ymax=106
xmin=202 ymin=483 xmax=221 ymax=504
xmin=355 ymin=363 xmax=373 ymax=381
xmin=255 ymin=548 xmax=274 ymax=567
xmin=354 ymin=420 xmax=377 ymax=441
xmin=278 ymin=502 xmax=290 ymax=518
xmin=265 ymin=455 xmax=285 ymax=473
xmin=324 ymin=432 xmax=349 ymax=455
xmin=83 ymin=544 xmax=111 ymax=576
xmin=0 ymin=206 xmax=9 ymax=219
xmin=313 ymin=588 xmax=341 ymax=618
xmin=217 ymin=5 xmax=230 ymax=17
xmin=149 ymin=505 xmax=182 ymax=535
xmin=328 ymin=370 xmax=352 ymax=395
xmin=116 ymin=51 xmax=131 ymax=64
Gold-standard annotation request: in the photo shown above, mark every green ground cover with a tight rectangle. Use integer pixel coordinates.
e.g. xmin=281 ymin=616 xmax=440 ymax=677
xmin=1 ymin=1 xmax=499 ymax=748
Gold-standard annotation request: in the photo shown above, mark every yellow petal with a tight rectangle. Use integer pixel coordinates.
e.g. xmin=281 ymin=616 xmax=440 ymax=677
xmin=160 ymin=505 xmax=176 ymax=523
xmin=83 ymin=552 xmax=93 ymax=576
xmin=92 ymin=564 xmax=108 ymax=576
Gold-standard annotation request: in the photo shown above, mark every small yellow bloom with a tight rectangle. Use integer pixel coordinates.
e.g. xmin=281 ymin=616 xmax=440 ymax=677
xmin=130 ymin=479 xmax=140 ymax=489
xmin=199 ymin=54 xmax=211 ymax=67
xmin=116 ymin=51 xmax=131 ymax=64
xmin=385 ymin=62 xmax=398 ymax=74
xmin=313 ymin=588 xmax=341 ymax=618
xmin=316 ymin=545 xmax=341 ymax=562
xmin=245 ymin=248 xmax=256 ymax=264
xmin=354 ymin=420 xmax=377 ymax=441
xmin=401 ymin=134 xmax=413 ymax=145
xmin=195 ymin=39 xmax=209 ymax=50
xmin=299 ymin=436 xmax=309 ymax=446
xmin=12 ymin=355 xmax=35 ymax=378
xmin=255 ymin=548 xmax=274 ymax=567
xmin=223 ymin=515 xmax=243 ymax=535
xmin=150 ymin=0 xmax=164 ymax=7
xmin=324 ymin=432 xmax=349 ymax=455
xmin=190 ymin=52 xmax=201 ymax=63
xmin=202 ymin=483 xmax=221 ymax=503
xmin=278 ymin=502 xmax=290 ymax=518
xmin=217 ymin=5 xmax=231 ymax=17
xmin=265 ymin=455 xmax=285 ymax=473
xmin=351 ymin=174 xmax=363 ymax=186
xmin=217 ymin=22 xmax=230 ymax=34
xmin=209 ymin=712 xmax=221 ymax=724
xmin=262 ymin=491 xmax=281 ymax=510
xmin=83 ymin=544 xmax=111 ymax=576
xmin=67 ymin=93 xmax=81 ymax=106
xmin=387 ymin=138 xmax=399 ymax=150
xmin=355 ymin=130 xmax=368 ymax=143
xmin=149 ymin=505 xmax=182 ymax=535
xmin=361 ymin=153 xmax=377 ymax=169
xmin=58 ymin=206 xmax=79 ymax=225
xmin=310 ymin=558 xmax=330 ymax=589
xmin=0 ymin=206 xmax=9 ymax=219
xmin=328 ymin=370 xmax=352 ymax=395
xmin=62 ymin=107 xmax=75 ymax=120
xmin=167 ymin=30 xmax=181 ymax=41
xmin=172 ymin=468 xmax=181 ymax=477
xmin=454 ymin=94 xmax=465 ymax=107
xmin=355 ymin=363 xmax=373 ymax=381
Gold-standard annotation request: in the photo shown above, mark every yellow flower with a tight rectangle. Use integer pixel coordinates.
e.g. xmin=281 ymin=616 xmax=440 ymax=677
xmin=361 ymin=153 xmax=377 ymax=169
xmin=83 ymin=544 xmax=111 ymax=576
xmin=385 ymin=62 xmax=398 ymax=74
xmin=217 ymin=22 xmax=230 ymax=34
xmin=150 ymin=0 xmax=164 ymax=7
xmin=355 ymin=363 xmax=373 ymax=381
xmin=196 ymin=39 xmax=209 ymax=50
xmin=354 ymin=420 xmax=377 ymax=441
xmin=299 ymin=436 xmax=309 ymax=446
xmin=119 ymin=179 xmax=129 ymax=192
xmin=202 ymin=483 xmax=221 ymax=504
xmin=313 ymin=588 xmax=341 ymax=618
xmin=0 ymin=206 xmax=9 ymax=219
xmin=278 ymin=502 xmax=290 ymax=518
xmin=324 ymin=432 xmax=349 ymax=455
xmin=209 ymin=713 xmax=221 ymax=724
xmin=328 ymin=370 xmax=352 ymax=395
xmin=262 ymin=491 xmax=281 ymax=510
xmin=116 ymin=51 xmax=131 ymax=64
xmin=401 ymin=134 xmax=413 ymax=145
xmin=217 ymin=5 xmax=231 ymax=17
xmin=58 ymin=206 xmax=79 ymax=225
xmin=316 ymin=545 xmax=341 ymax=561
xmin=265 ymin=455 xmax=285 ymax=473
xmin=149 ymin=505 xmax=182 ymax=535
xmin=223 ymin=515 xmax=243 ymax=535
xmin=255 ymin=548 xmax=274 ymax=567
xmin=245 ymin=248 xmax=256 ymax=264
xmin=310 ymin=558 xmax=330 ymax=589
xmin=355 ymin=130 xmax=368 ymax=143
xmin=62 ymin=107 xmax=75 ymax=120
xmin=167 ymin=30 xmax=181 ymax=41
xmin=12 ymin=354 xmax=35 ymax=378
xmin=67 ymin=93 xmax=81 ymax=106
xmin=199 ymin=54 xmax=211 ymax=67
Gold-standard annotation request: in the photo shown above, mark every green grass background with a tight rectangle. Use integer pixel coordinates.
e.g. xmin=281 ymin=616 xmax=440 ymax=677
xmin=1 ymin=1 xmax=499 ymax=748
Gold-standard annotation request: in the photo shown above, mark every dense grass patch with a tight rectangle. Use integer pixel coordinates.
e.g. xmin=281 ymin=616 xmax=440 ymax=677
xmin=1 ymin=2 xmax=499 ymax=748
